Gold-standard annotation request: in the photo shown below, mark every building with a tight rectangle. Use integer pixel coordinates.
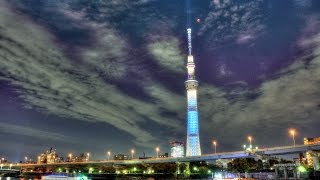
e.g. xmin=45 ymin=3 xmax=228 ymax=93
xmin=304 ymin=137 xmax=320 ymax=168
xmin=159 ymin=153 xmax=169 ymax=158
xmin=114 ymin=154 xmax=129 ymax=160
xmin=185 ymin=27 xmax=201 ymax=156
xmin=37 ymin=148 xmax=60 ymax=164
xmin=171 ymin=141 xmax=185 ymax=157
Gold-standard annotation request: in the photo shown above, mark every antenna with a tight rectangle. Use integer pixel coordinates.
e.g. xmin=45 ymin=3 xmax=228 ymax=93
xmin=187 ymin=28 xmax=192 ymax=55
xmin=186 ymin=0 xmax=192 ymax=55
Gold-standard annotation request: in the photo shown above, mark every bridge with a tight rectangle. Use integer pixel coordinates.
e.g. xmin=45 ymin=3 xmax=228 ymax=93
xmin=2 ymin=144 xmax=319 ymax=169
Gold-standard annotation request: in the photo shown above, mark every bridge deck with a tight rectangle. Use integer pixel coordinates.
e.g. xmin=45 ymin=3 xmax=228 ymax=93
xmin=3 ymin=144 xmax=319 ymax=168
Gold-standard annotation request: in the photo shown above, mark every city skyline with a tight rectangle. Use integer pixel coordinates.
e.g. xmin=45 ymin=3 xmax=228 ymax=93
xmin=0 ymin=0 xmax=320 ymax=162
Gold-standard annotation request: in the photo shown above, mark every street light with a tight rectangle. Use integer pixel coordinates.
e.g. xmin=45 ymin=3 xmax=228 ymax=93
xmin=0 ymin=164 xmax=3 ymax=169
xmin=289 ymin=129 xmax=296 ymax=146
xmin=9 ymin=164 xmax=12 ymax=170
xmin=87 ymin=153 xmax=90 ymax=161
xmin=213 ymin=141 xmax=217 ymax=154
xmin=131 ymin=149 xmax=135 ymax=159
xmin=107 ymin=151 xmax=111 ymax=160
xmin=68 ymin=153 xmax=72 ymax=162
xmin=243 ymin=144 xmax=247 ymax=150
xmin=248 ymin=136 xmax=252 ymax=147
xmin=37 ymin=156 xmax=41 ymax=164
xmin=25 ymin=156 xmax=28 ymax=163
xmin=155 ymin=147 xmax=160 ymax=158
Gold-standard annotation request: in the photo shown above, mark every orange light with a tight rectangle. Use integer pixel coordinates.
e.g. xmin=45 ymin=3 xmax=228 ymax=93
xmin=289 ymin=129 xmax=295 ymax=135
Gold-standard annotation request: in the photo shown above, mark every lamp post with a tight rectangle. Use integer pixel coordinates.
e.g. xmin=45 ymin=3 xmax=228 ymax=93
xmin=68 ymin=153 xmax=72 ymax=162
xmin=0 ymin=164 xmax=3 ymax=169
xmin=9 ymin=164 xmax=12 ymax=170
xmin=213 ymin=141 xmax=217 ymax=154
xmin=289 ymin=129 xmax=296 ymax=146
xmin=131 ymin=149 xmax=135 ymax=159
xmin=248 ymin=136 xmax=252 ymax=148
xmin=107 ymin=151 xmax=111 ymax=160
xmin=155 ymin=147 xmax=160 ymax=158
xmin=87 ymin=153 xmax=90 ymax=161
xmin=37 ymin=156 xmax=41 ymax=164
xmin=25 ymin=156 xmax=28 ymax=163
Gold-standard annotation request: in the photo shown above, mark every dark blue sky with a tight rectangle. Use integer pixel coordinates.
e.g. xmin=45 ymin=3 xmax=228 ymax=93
xmin=0 ymin=0 xmax=320 ymax=161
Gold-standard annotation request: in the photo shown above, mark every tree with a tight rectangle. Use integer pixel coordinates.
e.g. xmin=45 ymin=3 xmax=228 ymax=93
xmin=228 ymin=158 xmax=258 ymax=173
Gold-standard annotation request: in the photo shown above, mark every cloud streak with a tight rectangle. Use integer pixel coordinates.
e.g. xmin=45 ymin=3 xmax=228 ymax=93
xmin=0 ymin=1 xmax=184 ymax=148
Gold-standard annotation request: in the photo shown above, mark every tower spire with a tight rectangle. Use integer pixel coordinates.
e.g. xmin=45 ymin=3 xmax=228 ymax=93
xmin=187 ymin=28 xmax=192 ymax=56
xmin=185 ymin=0 xmax=201 ymax=157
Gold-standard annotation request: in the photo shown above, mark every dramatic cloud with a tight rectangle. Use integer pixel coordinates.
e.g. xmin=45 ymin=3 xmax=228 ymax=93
xmin=198 ymin=22 xmax=320 ymax=148
xmin=0 ymin=0 xmax=319 ymax=158
xmin=0 ymin=1 xmax=183 ymax=148
xmin=148 ymin=36 xmax=185 ymax=73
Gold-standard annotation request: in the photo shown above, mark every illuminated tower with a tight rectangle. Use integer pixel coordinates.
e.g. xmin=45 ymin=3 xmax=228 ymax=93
xmin=185 ymin=28 xmax=201 ymax=156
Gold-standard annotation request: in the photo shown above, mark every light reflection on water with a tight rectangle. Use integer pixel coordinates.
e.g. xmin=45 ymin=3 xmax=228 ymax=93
xmin=0 ymin=178 xmax=41 ymax=180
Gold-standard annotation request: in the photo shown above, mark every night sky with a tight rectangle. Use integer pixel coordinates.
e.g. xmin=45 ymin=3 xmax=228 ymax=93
xmin=0 ymin=0 xmax=320 ymax=161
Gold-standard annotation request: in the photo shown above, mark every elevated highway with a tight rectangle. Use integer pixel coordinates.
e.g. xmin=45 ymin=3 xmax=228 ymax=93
xmin=4 ymin=144 xmax=320 ymax=169
xmin=255 ymin=144 xmax=320 ymax=155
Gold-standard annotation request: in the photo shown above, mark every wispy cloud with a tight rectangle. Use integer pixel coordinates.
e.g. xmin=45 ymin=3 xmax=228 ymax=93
xmin=148 ymin=36 xmax=185 ymax=73
xmin=0 ymin=122 xmax=71 ymax=143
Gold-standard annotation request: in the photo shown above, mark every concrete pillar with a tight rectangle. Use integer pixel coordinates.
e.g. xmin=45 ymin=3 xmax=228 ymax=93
xmin=275 ymin=168 xmax=279 ymax=180
xmin=284 ymin=168 xmax=288 ymax=179
xmin=184 ymin=162 xmax=190 ymax=178
xmin=293 ymin=168 xmax=297 ymax=178
xmin=175 ymin=162 xmax=180 ymax=178
xmin=311 ymin=151 xmax=320 ymax=171
xmin=176 ymin=162 xmax=180 ymax=174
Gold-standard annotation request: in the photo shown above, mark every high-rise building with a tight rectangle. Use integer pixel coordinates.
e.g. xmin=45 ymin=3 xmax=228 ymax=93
xmin=185 ymin=27 xmax=201 ymax=156
xmin=170 ymin=141 xmax=185 ymax=157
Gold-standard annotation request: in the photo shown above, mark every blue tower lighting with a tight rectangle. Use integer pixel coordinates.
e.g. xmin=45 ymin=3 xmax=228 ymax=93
xmin=185 ymin=27 xmax=201 ymax=156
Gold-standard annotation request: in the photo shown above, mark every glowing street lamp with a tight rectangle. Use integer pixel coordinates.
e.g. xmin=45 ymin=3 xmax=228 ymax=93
xmin=289 ymin=129 xmax=296 ymax=146
xmin=87 ymin=153 xmax=90 ymax=161
xmin=131 ymin=149 xmax=135 ymax=159
xmin=9 ymin=164 xmax=12 ymax=170
xmin=243 ymin=144 xmax=247 ymax=150
xmin=0 ymin=164 xmax=3 ymax=169
xmin=213 ymin=141 xmax=217 ymax=154
xmin=68 ymin=153 xmax=72 ymax=162
xmin=25 ymin=156 xmax=28 ymax=163
xmin=155 ymin=147 xmax=160 ymax=158
xmin=248 ymin=136 xmax=252 ymax=147
xmin=107 ymin=151 xmax=111 ymax=160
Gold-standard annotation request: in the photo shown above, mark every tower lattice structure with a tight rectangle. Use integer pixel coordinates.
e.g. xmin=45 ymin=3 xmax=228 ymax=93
xmin=185 ymin=28 xmax=201 ymax=156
